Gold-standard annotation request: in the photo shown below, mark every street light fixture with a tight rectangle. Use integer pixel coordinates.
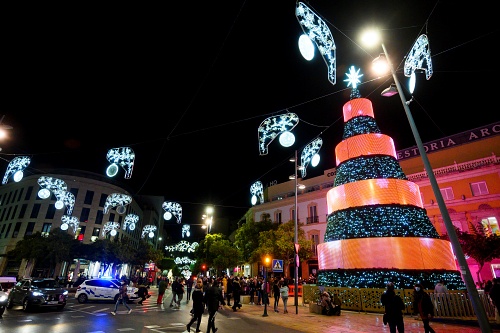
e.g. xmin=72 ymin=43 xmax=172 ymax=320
xmin=202 ymin=206 xmax=214 ymax=234
xmin=362 ymin=29 xmax=491 ymax=332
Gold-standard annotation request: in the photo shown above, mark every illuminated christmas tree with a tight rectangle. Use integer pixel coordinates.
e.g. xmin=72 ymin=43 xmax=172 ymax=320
xmin=316 ymin=67 xmax=466 ymax=289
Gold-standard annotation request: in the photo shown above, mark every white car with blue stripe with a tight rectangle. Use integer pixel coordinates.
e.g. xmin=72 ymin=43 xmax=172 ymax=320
xmin=75 ymin=278 xmax=139 ymax=303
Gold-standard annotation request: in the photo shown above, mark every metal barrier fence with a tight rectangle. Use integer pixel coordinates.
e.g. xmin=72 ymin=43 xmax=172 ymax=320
xmin=302 ymin=285 xmax=497 ymax=322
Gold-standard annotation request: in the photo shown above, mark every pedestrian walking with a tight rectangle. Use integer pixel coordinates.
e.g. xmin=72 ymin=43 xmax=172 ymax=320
xmin=231 ymin=277 xmax=242 ymax=311
xmin=186 ymin=276 xmax=194 ymax=303
xmin=380 ymin=282 xmax=405 ymax=333
xmin=225 ymin=276 xmax=233 ymax=306
xmin=204 ymin=278 xmax=225 ymax=333
xmin=187 ymin=279 xmax=204 ymax=333
xmin=170 ymin=277 xmax=180 ymax=308
xmin=157 ymin=277 xmax=168 ymax=304
xmin=111 ymin=281 xmax=132 ymax=315
xmin=273 ymin=278 xmax=281 ymax=312
xmin=248 ymin=277 xmax=256 ymax=305
xmin=136 ymin=284 xmax=149 ymax=305
xmin=176 ymin=278 xmax=185 ymax=307
xmin=413 ymin=283 xmax=435 ymax=333
xmin=256 ymin=277 xmax=262 ymax=305
xmin=279 ymin=280 xmax=289 ymax=314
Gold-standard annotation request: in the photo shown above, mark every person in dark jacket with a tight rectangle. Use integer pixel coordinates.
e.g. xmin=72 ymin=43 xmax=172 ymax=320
xmin=136 ymin=284 xmax=149 ymax=305
xmin=186 ymin=276 xmax=194 ymax=303
xmin=187 ymin=279 xmax=204 ymax=333
xmin=380 ymin=282 xmax=405 ymax=333
xmin=489 ymin=278 xmax=500 ymax=316
xmin=272 ymin=279 xmax=281 ymax=313
xmin=413 ymin=283 xmax=435 ymax=333
xmin=231 ymin=277 xmax=242 ymax=311
xmin=203 ymin=278 xmax=225 ymax=333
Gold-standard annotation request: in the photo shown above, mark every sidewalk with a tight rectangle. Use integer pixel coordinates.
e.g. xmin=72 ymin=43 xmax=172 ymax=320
xmin=80 ymin=285 xmax=500 ymax=333
xmin=227 ymin=297 xmax=500 ymax=333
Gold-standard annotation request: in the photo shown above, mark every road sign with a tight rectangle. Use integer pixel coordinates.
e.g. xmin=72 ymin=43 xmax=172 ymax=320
xmin=272 ymin=259 xmax=284 ymax=272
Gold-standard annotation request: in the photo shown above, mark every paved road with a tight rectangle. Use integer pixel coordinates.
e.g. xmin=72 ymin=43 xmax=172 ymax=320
xmin=145 ymin=285 xmax=500 ymax=333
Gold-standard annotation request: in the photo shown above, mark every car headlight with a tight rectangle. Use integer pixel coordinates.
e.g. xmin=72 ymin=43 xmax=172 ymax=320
xmin=0 ymin=295 xmax=7 ymax=302
xmin=33 ymin=291 xmax=44 ymax=297
xmin=63 ymin=290 xmax=68 ymax=296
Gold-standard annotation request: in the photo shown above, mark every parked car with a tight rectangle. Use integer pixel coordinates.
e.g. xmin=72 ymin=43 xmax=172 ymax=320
xmin=75 ymin=278 xmax=139 ymax=303
xmin=0 ymin=290 xmax=7 ymax=316
xmin=6 ymin=278 xmax=68 ymax=312
xmin=0 ymin=276 xmax=17 ymax=294
xmin=0 ymin=276 xmax=16 ymax=316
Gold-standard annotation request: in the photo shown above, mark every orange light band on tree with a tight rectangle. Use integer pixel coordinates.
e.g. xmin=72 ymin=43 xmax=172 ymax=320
xmin=342 ymin=98 xmax=374 ymax=121
xmin=317 ymin=237 xmax=457 ymax=270
xmin=326 ymin=178 xmax=423 ymax=213
xmin=335 ymin=133 xmax=396 ymax=165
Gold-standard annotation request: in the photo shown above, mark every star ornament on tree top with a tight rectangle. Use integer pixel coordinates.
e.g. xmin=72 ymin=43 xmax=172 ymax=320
xmin=344 ymin=66 xmax=363 ymax=99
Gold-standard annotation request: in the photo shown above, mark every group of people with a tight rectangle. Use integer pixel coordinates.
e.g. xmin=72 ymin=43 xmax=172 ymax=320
xmin=380 ymin=281 xmax=441 ymax=333
xmin=187 ymin=277 xmax=226 ymax=333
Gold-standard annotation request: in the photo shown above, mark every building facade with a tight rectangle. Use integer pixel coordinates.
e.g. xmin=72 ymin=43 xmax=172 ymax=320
xmin=251 ymin=121 xmax=500 ymax=285
xmin=0 ymin=169 xmax=165 ymax=278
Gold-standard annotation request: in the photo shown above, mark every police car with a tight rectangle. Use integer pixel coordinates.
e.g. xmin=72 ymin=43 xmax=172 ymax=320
xmin=75 ymin=278 xmax=139 ymax=303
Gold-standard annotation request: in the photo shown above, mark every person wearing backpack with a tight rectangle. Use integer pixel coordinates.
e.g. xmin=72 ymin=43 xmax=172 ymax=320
xmin=380 ymin=282 xmax=405 ymax=333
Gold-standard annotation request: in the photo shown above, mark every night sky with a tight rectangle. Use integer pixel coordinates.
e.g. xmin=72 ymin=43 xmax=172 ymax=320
xmin=2 ymin=1 xmax=498 ymax=242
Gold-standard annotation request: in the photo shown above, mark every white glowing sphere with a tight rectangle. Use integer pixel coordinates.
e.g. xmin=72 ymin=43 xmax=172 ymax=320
xmin=129 ymin=223 xmax=136 ymax=231
xmin=106 ymin=163 xmax=119 ymax=177
xmin=116 ymin=205 xmax=126 ymax=214
xmin=149 ymin=231 xmax=154 ymax=238
xmin=279 ymin=131 xmax=295 ymax=147
xmin=13 ymin=170 xmax=24 ymax=182
xmin=38 ymin=188 xmax=51 ymax=199
xmin=60 ymin=223 xmax=69 ymax=231
xmin=55 ymin=200 xmax=64 ymax=210
xmin=186 ymin=231 xmax=190 ymax=237
xmin=251 ymin=195 xmax=257 ymax=206
xmin=409 ymin=72 xmax=416 ymax=94
xmin=311 ymin=153 xmax=320 ymax=167
xmin=110 ymin=229 xmax=117 ymax=236
xmin=298 ymin=34 xmax=315 ymax=61
xmin=164 ymin=211 xmax=172 ymax=220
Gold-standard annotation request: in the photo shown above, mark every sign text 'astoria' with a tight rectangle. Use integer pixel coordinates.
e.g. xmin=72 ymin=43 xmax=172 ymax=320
xmin=396 ymin=122 xmax=500 ymax=161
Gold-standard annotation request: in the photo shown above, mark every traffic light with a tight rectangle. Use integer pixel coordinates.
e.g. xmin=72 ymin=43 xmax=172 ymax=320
xmin=202 ymin=264 xmax=206 ymax=270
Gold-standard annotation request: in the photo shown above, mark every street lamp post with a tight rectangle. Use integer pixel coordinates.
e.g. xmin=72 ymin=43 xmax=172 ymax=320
xmin=367 ymin=34 xmax=491 ymax=332
xmin=289 ymin=150 xmax=305 ymax=314
xmin=263 ymin=256 xmax=270 ymax=317
xmin=293 ymin=150 xmax=299 ymax=315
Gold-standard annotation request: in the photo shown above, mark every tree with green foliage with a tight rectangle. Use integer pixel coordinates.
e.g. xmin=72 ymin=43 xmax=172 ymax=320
xmin=255 ymin=220 xmax=314 ymax=278
xmin=450 ymin=226 xmax=500 ymax=283
xmin=209 ymin=239 xmax=241 ymax=275
xmin=234 ymin=212 xmax=274 ymax=264
xmin=7 ymin=228 xmax=81 ymax=277
xmin=194 ymin=233 xmax=241 ymax=276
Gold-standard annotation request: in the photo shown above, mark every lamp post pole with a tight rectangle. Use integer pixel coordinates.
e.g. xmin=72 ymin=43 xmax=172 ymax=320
xmin=263 ymin=256 xmax=270 ymax=317
xmin=380 ymin=42 xmax=491 ymax=332
xmin=293 ymin=149 xmax=299 ymax=315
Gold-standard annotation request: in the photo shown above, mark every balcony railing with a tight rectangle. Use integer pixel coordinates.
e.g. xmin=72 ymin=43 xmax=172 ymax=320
xmin=306 ymin=216 xmax=319 ymax=224
xmin=269 ymin=154 xmax=499 ymax=203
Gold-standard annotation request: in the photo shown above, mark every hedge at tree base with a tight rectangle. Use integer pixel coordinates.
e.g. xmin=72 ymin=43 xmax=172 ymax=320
xmin=317 ymin=268 xmax=466 ymax=290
